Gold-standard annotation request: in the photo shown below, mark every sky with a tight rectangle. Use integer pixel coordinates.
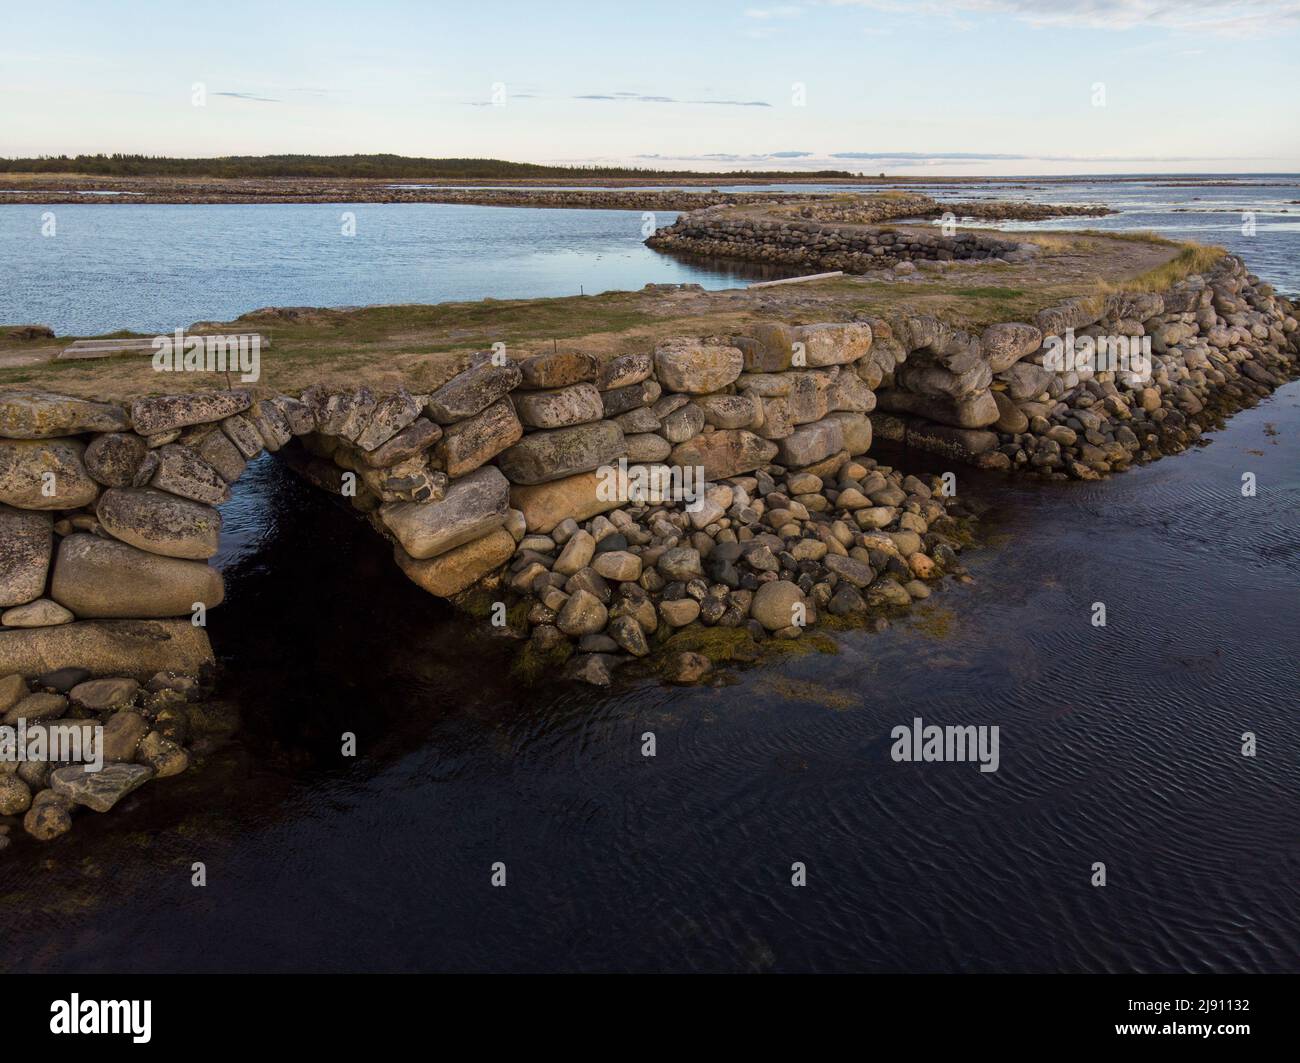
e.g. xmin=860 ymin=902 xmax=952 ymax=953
xmin=3 ymin=0 xmax=1299 ymax=174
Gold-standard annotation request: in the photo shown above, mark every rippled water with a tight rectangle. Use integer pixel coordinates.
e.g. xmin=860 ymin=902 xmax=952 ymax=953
xmin=0 ymin=203 xmax=788 ymax=336
xmin=1 ymin=381 xmax=1296 ymax=972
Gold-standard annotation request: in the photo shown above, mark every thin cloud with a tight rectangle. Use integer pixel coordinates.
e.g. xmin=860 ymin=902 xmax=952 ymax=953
xmin=575 ymin=93 xmax=771 ymax=107
xmin=829 ymin=0 xmax=1300 ymax=35
xmin=213 ymin=91 xmax=280 ymax=103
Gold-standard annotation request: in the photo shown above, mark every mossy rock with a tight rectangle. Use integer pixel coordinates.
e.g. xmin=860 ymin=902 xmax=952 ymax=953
xmin=658 ymin=624 xmax=762 ymax=665
xmin=510 ymin=639 xmax=574 ymax=685
xmin=766 ymin=631 xmax=839 ymax=657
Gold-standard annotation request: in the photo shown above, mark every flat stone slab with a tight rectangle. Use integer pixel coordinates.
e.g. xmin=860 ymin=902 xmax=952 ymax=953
xmin=51 ymin=762 xmax=154 ymax=813
xmin=425 ymin=362 xmax=521 ymax=425
xmin=513 ymin=383 xmax=604 ymax=429
xmin=379 ymin=465 xmax=510 ymax=560
xmin=0 ymin=619 xmax=214 ymax=679
xmin=0 ymin=389 xmax=129 ymax=438
xmin=393 ymin=526 xmax=516 ymax=597
xmin=130 ymin=390 xmax=251 ymax=436
xmin=496 ymin=420 xmax=625 ymax=485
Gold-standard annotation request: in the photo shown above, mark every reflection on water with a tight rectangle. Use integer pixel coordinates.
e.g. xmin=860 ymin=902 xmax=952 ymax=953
xmin=2 ymin=383 xmax=1297 ymax=973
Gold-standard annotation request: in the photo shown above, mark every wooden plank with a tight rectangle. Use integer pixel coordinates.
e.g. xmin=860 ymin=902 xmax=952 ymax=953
xmin=748 ymin=271 xmax=843 ymax=289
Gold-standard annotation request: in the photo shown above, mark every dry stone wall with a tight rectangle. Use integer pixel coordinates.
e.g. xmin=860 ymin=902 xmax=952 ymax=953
xmin=871 ymin=255 xmax=1299 ymax=478
xmin=1 ymin=255 xmax=1295 ymax=688
xmin=4 ymin=253 xmax=1294 ymax=843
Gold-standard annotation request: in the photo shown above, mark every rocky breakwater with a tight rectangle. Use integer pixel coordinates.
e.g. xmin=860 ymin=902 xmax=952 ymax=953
xmin=646 ymin=206 xmax=1033 ymax=272
xmin=284 ymin=323 xmax=977 ymax=687
xmin=868 ymin=255 xmax=1300 ymax=479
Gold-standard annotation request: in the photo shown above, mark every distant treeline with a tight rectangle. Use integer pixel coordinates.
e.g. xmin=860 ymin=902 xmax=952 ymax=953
xmin=0 ymin=154 xmax=858 ymax=180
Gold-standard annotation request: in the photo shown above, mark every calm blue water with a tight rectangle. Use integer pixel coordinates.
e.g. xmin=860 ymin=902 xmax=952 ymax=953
xmin=0 ymin=203 xmax=775 ymax=336
xmin=2 ymin=175 xmax=1298 ymax=336
xmin=922 ymin=175 xmax=1300 ymax=295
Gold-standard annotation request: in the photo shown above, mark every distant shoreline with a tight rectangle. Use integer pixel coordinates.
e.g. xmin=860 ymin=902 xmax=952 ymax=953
xmin=0 ymin=170 xmax=1278 ymax=207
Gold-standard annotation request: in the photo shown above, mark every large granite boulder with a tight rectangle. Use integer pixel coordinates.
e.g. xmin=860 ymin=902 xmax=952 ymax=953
xmin=0 ymin=438 xmax=99 ymax=510
xmin=518 ymin=350 xmax=597 ymax=389
xmin=733 ymin=322 xmax=795 ymax=373
xmin=361 ymin=417 xmax=442 ymax=468
xmin=496 ymin=421 xmax=625 ymax=485
xmin=221 ymin=413 xmax=264 ymax=459
xmin=653 ymin=343 xmax=743 ymax=394
xmin=992 ymin=391 xmax=1029 ymax=433
xmin=0 ymin=389 xmax=128 ymax=438
xmin=305 ymin=386 xmax=376 ymax=438
xmin=435 ymin=399 xmax=523 ymax=477
xmin=195 ymin=429 xmax=247 ymax=482
xmin=354 ymin=389 xmax=421 ymax=451
xmin=149 ymin=444 xmax=231 ymax=505
xmin=998 ymin=361 xmax=1055 ymax=402
xmin=51 ymin=762 xmax=154 ymax=813
xmin=601 ymin=379 xmax=661 ymax=417
xmin=981 ymin=322 xmax=1043 ymax=373
xmin=247 ymin=400 xmax=292 ymax=451
xmin=509 ymin=471 xmax=624 ymax=533
xmin=425 ymin=363 xmax=521 ymax=424
xmin=795 ymin=322 xmax=872 ymax=367
xmin=96 ymin=487 xmax=222 ymax=560
xmin=513 ymin=383 xmax=604 ymax=429
xmin=596 ymin=352 xmax=653 ymax=391
xmin=0 ymin=619 xmax=214 ymax=678
xmin=1036 ymin=298 xmax=1103 ymax=336
xmin=0 ymin=504 xmax=52 ymax=607
xmin=777 ymin=419 xmax=844 ymax=468
xmin=130 ymin=390 xmax=251 ymax=435
xmin=669 ymin=430 xmax=777 ymax=480
xmin=695 ymin=394 xmax=760 ymax=429
xmin=393 ymin=527 xmax=516 ymax=597
xmin=896 ymin=360 xmax=993 ymax=400
xmin=784 ymin=373 xmax=835 ymax=425
xmin=875 ymin=389 xmax=999 ymax=430
xmin=826 ymin=411 xmax=873 ymax=455
xmin=830 ymin=373 xmax=877 ymax=413
xmin=83 ymin=432 xmax=148 ymax=487
xmin=50 ymin=534 xmax=224 ymax=618
xmin=378 ymin=466 xmax=510 ymax=560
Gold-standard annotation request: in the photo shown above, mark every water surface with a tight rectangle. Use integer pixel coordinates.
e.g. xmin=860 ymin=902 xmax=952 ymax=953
xmin=1 ymin=381 xmax=1295 ymax=972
